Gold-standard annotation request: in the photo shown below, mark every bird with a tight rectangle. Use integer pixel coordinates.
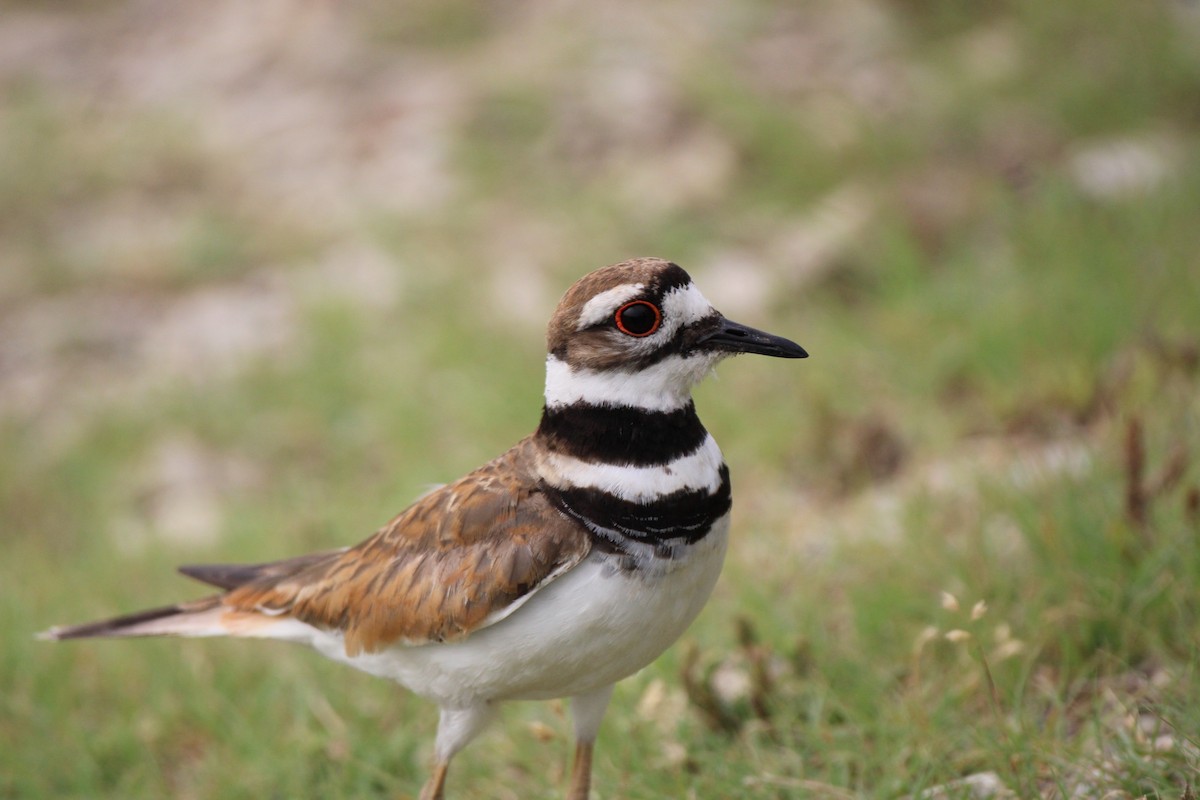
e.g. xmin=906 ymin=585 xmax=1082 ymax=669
xmin=40 ymin=257 xmax=807 ymax=800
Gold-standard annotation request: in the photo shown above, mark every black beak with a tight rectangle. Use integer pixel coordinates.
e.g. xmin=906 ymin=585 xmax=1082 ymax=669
xmin=698 ymin=317 xmax=808 ymax=359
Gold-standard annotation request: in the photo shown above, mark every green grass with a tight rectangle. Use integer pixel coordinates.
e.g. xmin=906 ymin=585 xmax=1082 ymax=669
xmin=4 ymin=0 xmax=1200 ymax=797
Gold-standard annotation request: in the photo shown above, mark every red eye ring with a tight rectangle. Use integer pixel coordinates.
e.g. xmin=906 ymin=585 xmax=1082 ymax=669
xmin=614 ymin=300 xmax=662 ymax=337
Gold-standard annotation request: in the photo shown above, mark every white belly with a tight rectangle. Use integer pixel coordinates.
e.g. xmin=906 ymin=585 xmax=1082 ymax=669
xmin=314 ymin=515 xmax=730 ymax=706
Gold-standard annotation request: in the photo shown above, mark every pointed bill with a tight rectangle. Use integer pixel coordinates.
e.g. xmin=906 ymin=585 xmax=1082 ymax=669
xmin=697 ymin=317 xmax=808 ymax=358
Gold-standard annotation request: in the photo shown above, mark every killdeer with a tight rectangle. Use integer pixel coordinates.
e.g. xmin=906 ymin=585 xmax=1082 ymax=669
xmin=40 ymin=257 xmax=807 ymax=799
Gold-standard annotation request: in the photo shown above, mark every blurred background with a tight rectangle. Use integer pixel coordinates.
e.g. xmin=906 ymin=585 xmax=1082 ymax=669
xmin=3 ymin=1 xmax=1199 ymax=798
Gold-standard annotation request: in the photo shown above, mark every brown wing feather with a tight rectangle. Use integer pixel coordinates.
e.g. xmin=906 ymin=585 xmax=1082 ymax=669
xmin=178 ymin=551 xmax=347 ymax=591
xmin=226 ymin=437 xmax=590 ymax=656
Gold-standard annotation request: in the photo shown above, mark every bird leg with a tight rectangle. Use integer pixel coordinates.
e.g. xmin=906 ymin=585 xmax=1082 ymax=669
xmin=567 ymin=740 xmax=594 ymax=800
xmin=566 ymin=685 xmax=613 ymax=800
xmin=418 ymin=703 xmax=495 ymax=800
xmin=417 ymin=761 xmax=449 ymax=800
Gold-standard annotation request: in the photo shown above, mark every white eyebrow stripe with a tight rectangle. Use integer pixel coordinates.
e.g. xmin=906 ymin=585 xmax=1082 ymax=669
xmin=575 ymin=283 xmax=646 ymax=331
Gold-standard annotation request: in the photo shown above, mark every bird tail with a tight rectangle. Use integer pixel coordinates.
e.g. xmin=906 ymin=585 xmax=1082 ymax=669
xmin=37 ymin=596 xmax=231 ymax=641
xmin=37 ymin=552 xmax=342 ymax=643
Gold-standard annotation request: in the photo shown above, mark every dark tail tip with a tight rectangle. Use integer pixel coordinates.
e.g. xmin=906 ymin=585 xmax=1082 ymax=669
xmin=37 ymin=603 xmax=188 ymax=641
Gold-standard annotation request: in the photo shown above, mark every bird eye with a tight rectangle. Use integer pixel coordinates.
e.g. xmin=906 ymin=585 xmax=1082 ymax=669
xmin=614 ymin=300 xmax=662 ymax=337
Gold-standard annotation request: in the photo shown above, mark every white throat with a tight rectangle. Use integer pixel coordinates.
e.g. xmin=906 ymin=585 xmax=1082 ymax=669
xmin=543 ymin=353 xmax=719 ymax=412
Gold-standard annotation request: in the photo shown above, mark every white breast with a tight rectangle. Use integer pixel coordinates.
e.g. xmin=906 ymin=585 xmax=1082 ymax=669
xmin=311 ymin=515 xmax=730 ymax=706
xmin=538 ymin=433 xmax=725 ymax=502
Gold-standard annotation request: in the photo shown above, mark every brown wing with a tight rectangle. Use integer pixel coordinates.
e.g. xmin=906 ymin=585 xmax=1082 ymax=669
xmin=179 ymin=551 xmax=347 ymax=591
xmin=225 ymin=437 xmax=591 ymax=656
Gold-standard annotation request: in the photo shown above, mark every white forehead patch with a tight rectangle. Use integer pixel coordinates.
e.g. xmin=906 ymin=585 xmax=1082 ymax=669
xmin=576 ymin=283 xmax=646 ymax=331
xmin=659 ymin=283 xmax=715 ymax=333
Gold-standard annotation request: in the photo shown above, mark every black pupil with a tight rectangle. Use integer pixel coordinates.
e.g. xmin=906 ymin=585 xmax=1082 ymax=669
xmin=619 ymin=303 xmax=657 ymax=335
